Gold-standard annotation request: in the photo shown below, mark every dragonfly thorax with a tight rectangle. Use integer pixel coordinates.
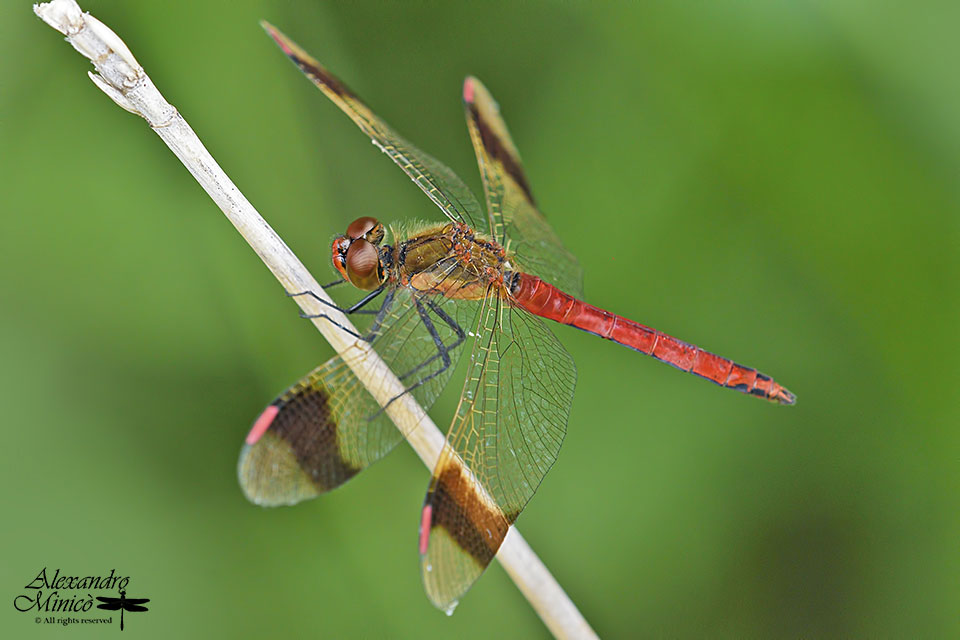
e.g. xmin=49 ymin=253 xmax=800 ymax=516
xmin=332 ymin=216 xmax=390 ymax=290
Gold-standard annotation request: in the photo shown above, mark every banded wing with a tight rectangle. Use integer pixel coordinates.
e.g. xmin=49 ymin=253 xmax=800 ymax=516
xmin=463 ymin=77 xmax=584 ymax=298
xmin=263 ymin=23 xmax=487 ymax=234
xmin=418 ymin=288 xmax=576 ymax=610
xmin=239 ymin=285 xmax=478 ymax=506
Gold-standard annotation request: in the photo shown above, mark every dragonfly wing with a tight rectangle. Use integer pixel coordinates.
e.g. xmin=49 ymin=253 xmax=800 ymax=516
xmin=239 ymin=286 xmax=478 ymax=506
xmin=463 ymin=77 xmax=584 ymax=298
xmin=122 ymin=603 xmax=149 ymax=612
xmin=419 ymin=289 xmax=576 ymax=610
xmin=96 ymin=601 xmax=122 ymax=610
xmin=263 ymin=24 xmax=486 ymax=235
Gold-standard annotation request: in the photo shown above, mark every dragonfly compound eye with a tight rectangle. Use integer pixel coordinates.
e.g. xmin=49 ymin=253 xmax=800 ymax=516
xmin=346 ymin=216 xmax=381 ymax=240
xmin=345 ymin=239 xmax=383 ymax=290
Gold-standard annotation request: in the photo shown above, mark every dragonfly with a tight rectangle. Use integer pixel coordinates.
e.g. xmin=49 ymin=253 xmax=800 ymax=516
xmin=95 ymin=590 xmax=150 ymax=631
xmin=239 ymin=23 xmax=795 ymax=613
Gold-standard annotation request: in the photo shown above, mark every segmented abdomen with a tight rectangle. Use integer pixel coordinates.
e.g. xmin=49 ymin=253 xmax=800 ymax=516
xmin=510 ymin=274 xmax=795 ymax=404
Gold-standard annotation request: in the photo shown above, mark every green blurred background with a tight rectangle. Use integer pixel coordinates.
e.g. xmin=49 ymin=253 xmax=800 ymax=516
xmin=3 ymin=1 xmax=958 ymax=637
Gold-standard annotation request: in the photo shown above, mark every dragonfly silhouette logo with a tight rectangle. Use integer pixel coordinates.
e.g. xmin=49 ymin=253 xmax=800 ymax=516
xmin=96 ymin=590 xmax=150 ymax=631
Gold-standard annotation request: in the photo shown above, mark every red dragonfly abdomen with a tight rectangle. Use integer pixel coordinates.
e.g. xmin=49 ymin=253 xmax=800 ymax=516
xmin=511 ymin=274 xmax=795 ymax=404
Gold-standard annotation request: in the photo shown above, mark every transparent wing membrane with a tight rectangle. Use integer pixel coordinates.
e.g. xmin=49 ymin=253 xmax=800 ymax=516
xmin=264 ymin=24 xmax=487 ymax=235
xmin=239 ymin=287 xmax=478 ymax=506
xmin=463 ymin=77 xmax=584 ymax=297
xmin=420 ymin=288 xmax=576 ymax=609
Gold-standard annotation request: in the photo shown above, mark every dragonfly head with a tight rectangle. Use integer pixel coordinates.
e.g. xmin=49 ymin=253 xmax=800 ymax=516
xmin=332 ymin=216 xmax=387 ymax=290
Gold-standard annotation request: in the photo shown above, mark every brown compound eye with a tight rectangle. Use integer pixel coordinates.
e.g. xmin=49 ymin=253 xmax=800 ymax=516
xmin=344 ymin=239 xmax=383 ymax=290
xmin=346 ymin=216 xmax=380 ymax=240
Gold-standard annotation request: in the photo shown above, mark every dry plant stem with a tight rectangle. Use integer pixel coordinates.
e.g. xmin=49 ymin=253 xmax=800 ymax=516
xmin=33 ymin=1 xmax=597 ymax=638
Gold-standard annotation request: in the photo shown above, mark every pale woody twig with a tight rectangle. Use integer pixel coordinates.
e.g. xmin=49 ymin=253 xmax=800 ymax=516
xmin=33 ymin=1 xmax=598 ymax=638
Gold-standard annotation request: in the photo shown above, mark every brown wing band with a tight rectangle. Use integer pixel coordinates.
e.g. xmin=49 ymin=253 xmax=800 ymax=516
xmin=425 ymin=458 xmax=518 ymax=565
xmin=265 ymin=25 xmax=358 ymax=101
xmin=270 ymin=387 xmax=361 ymax=491
xmin=466 ymin=102 xmax=536 ymax=205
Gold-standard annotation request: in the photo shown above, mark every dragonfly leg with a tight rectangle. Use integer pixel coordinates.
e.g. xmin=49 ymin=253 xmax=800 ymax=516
xmin=293 ymin=286 xmax=387 ymax=338
xmin=292 ymin=286 xmax=384 ymax=315
xmin=287 ymin=278 xmax=348 ymax=292
xmin=299 ymin=315 xmax=364 ymax=338
xmin=371 ymin=298 xmax=463 ymax=419
xmin=396 ymin=299 xmax=466 ymax=381
xmin=362 ymin=289 xmax=396 ymax=343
